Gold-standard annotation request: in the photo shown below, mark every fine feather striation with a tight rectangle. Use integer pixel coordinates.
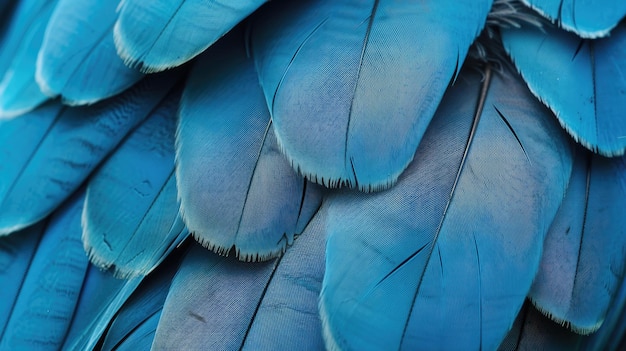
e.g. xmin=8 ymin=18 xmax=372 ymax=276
xmin=251 ymin=0 xmax=493 ymax=192
xmin=0 ymin=192 xmax=88 ymax=351
xmin=83 ymin=87 xmax=187 ymax=278
xmin=99 ymin=246 xmax=183 ymax=351
xmin=583 ymin=271 xmax=626 ymax=350
xmin=0 ymin=223 xmax=45 ymax=335
xmin=36 ymin=0 xmax=143 ymax=105
xmin=320 ymin=67 xmax=573 ymax=350
xmin=520 ymin=0 xmax=626 ymax=38
xmin=529 ymin=148 xmax=626 ymax=334
xmin=0 ymin=0 xmax=55 ymax=117
xmin=502 ymin=21 xmax=626 ymax=157
xmin=152 ymin=208 xmax=326 ymax=350
xmin=113 ymin=0 xmax=266 ymax=73
xmin=0 ymin=73 xmax=178 ymax=236
xmin=176 ymin=29 xmax=322 ymax=262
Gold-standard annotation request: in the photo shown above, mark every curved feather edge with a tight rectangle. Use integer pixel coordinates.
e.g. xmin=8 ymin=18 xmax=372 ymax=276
xmin=176 ymin=28 xmax=322 ymax=262
xmin=319 ymin=66 xmax=573 ymax=350
xmin=251 ymin=0 xmax=493 ymax=192
xmin=35 ymin=0 xmax=143 ymax=105
xmin=0 ymin=72 xmax=179 ymax=235
xmin=520 ymin=0 xmax=626 ymax=38
xmin=113 ymin=0 xmax=266 ymax=73
xmin=82 ymin=88 xmax=185 ymax=278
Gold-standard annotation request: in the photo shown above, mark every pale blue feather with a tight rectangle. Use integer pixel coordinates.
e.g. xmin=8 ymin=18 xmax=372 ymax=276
xmin=320 ymin=68 xmax=573 ymax=350
xmin=36 ymin=0 xmax=143 ymax=105
xmin=114 ymin=0 xmax=266 ymax=72
xmin=83 ymin=89 xmax=186 ymax=277
xmin=177 ymin=29 xmax=322 ymax=261
xmin=502 ymin=22 xmax=626 ymax=156
xmin=251 ymin=0 xmax=493 ymax=191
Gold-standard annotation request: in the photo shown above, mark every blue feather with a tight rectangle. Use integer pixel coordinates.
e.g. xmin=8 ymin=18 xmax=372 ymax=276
xmin=114 ymin=0 xmax=266 ymax=72
xmin=177 ymin=29 xmax=322 ymax=261
xmin=0 ymin=223 xmax=45 ymax=334
xmin=83 ymin=88 xmax=186 ymax=277
xmin=529 ymin=149 xmax=626 ymax=333
xmin=0 ymin=191 xmax=88 ymax=350
xmin=0 ymin=74 xmax=177 ymax=235
xmin=583 ymin=267 xmax=626 ymax=350
xmin=152 ymin=209 xmax=325 ymax=350
xmin=36 ymin=0 xmax=143 ymax=105
xmin=0 ymin=0 xmax=54 ymax=117
xmin=251 ymin=0 xmax=493 ymax=191
xmin=502 ymin=21 xmax=626 ymax=156
xmin=320 ymin=67 xmax=573 ymax=350
xmin=521 ymin=0 xmax=626 ymax=38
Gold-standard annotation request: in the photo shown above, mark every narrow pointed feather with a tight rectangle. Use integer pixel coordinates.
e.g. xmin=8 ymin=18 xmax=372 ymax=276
xmin=521 ymin=0 xmax=626 ymax=38
xmin=36 ymin=0 xmax=143 ymax=105
xmin=61 ymin=265 xmax=142 ymax=351
xmin=0 ymin=74 xmax=177 ymax=235
xmin=251 ymin=0 xmax=493 ymax=191
xmin=111 ymin=311 xmax=161 ymax=351
xmin=177 ymin=29 xmax=322 ymax=261
xmin=502 ymin=22 xmax=626 ymax=156
xmin=529 ymin=149 xmax=626 ymax=333
xmin=499 ymin=303 xmax=583 ymax=351
xmin=153 ymin=210 xmax=325 ymax=350
xmin=100 ymin=248 xmax=182 ymax=351
xmin=0 ymin=223 xmax=45 ymax=334
xmin=83 ymin=88 xmax=186 ymax=277
xmin=320 ymin=68 xmax=573 ymax=350
xmin=0 ymin=192 xmax=88 ymax=350
xmin=114 ymin=0 xmax=266 ymax=73
xmin=0 ymin=0 xmax=55 ymax=117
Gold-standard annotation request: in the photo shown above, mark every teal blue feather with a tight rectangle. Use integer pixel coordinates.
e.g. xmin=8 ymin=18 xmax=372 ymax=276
xmin=0 ymin=74 xmax=177 ymax=235
xmin=521 ymin=0 xmax=626 ymax=38
xmin=529 ymin=149 xmax=626 ymax=333
xmin=583 ymin=270 xmax=626 ymax=350
xmin=502 ymin=22 xmax=626 ymax=156
xmin=114 ymin=0 xmax=266 ymax=73
xmin=320 ymin=67 xmax=573 ymax=350
xmin=61 ymin=265 xmax=142 ymax=351
xmin=0 ymin=0 xmax=54 ymax=117
xmin=0 ymin=192 xmax=88 ymax=350
xmin=251 ymin=0 xmax=493 ymax=191
xmin=152 ymin=209 xmax=325 ymax=350
xmin=83 ymin=88 xmax=186 ymax=277
xmin=177 ymin=29 xmax=322 ymax=261
xmin=36 ymin=0 xmax=143 ymax=105
xmin=0 ymin=223 xmax=45 ymax=334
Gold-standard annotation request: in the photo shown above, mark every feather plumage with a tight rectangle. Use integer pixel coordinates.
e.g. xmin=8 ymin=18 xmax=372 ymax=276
xmin=176 ymin=29 xmax=322 ymax=261
xmin=83 ymin=88 xmax=186 ymax=277
xmin=529 ymin=148 xmax=626 ymax=333
xmin=251 ymin=0 xmax=493 ymax=191
xmin=0 ymin=74 xmax=177 ymax=235
xmin=114 ymin=0 xmax=266 ymax=72
xmin=320 ymin=67 xmax=573 ymax=350
xmin=36 ymin=0 xmax=143 ymax=104
xmin=521 ymin=0 xmax=626 ymax=38
xmin=502 ymin=21 xmax=626 ymax=156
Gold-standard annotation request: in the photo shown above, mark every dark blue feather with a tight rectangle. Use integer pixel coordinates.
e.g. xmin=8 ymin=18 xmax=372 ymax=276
xmin=251 ymin=0 xmax=493 ymax=191
xmin=177 ymin=29 xmax=322 ymax=261
xmin=0 ymin=74 xmax=177 ymax=235
xmin=529 ymin=149 xmax=626 ymax=333
xmin=502 ymin=21 xmax=626 ymax=156
xmin=114 ymin=0 xmax=266 ymax=72
xmin=320 ymin=67 xmax=573 ymax=350
xmin=36 ymin=0 xmax=143 ymax=105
